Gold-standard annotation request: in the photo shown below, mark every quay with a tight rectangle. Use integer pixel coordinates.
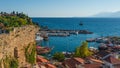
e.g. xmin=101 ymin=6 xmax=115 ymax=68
xmin=40 ymin=29 xmax=93 ymax=34
xmin=36 ymin=29 xmax=93 ymax=41
xmin=39 ymin=29 xmax=93 ymax=37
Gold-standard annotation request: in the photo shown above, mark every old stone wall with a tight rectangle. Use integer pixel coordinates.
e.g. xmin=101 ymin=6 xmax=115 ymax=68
xmin=0 ymin=25 xmax=39 ymax=68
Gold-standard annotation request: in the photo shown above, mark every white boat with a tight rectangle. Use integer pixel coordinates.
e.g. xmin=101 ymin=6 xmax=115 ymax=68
xmin=35 ymin=36 xmax=43 ymax=41
xmin=89 ymin=47 xmax=97 ymax=50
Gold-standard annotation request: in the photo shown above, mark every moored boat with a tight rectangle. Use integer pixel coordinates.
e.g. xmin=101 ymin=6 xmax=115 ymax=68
xmin=86 ymin=38 xmax=96 ymax=42
xmin=79 ymin=21 xmax=83 ymax=26
xmin=36 ymin=46 xmax=53 ymax=54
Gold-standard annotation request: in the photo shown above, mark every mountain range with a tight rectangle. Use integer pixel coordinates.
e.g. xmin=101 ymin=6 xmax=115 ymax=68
xmin=93 ymin=11 xmax=120 ymax=17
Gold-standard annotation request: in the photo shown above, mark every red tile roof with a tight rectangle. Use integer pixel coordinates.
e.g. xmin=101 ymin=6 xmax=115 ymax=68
xmin=62 ymin=58 xmax=85 ymax=68
xmin=90 ymin=58 xmax=103 ymax=64
xmin=104 ymin=56 xmax=120 ymax=64
xmin=84 ymin=63 xmax=102 ymax=68
xmin=74 ymin=58 xmax=85 ymax=64
xmin=45 ymin=64 xmax=56 ymax=68
xmin=37 ymin=56 xmax=48 ymax=63
xmin=37 ymin=56 xmax=56 ymax=68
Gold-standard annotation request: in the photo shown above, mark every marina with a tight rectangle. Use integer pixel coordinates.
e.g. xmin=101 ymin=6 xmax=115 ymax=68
xmin=32 ymin=18 xmax=120 ymax=55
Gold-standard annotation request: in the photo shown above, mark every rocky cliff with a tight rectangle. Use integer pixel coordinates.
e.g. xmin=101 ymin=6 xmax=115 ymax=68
xmin=0 ymin=25 xmax=39 ymax=68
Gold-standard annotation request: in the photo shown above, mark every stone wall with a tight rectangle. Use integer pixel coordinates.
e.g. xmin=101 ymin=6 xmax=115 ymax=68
xmin=0 ymin=25 xmax=39 ymax=68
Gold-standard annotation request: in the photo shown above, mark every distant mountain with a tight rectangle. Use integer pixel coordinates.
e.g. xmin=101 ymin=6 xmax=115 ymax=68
xmin=93 ymin=11 xmax=120 ymax=17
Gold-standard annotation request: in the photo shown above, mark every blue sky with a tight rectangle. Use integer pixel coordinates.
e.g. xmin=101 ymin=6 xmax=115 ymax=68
xmin=0 ymin=0 xmax=120 ymax=17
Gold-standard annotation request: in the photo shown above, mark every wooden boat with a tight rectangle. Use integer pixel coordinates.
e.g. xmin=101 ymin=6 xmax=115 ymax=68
xmin=36 ymin=46 xmax=53 ymax=54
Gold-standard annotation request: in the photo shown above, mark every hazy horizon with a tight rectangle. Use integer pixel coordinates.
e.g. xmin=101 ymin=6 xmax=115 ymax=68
xmin=0 ymin=0 xmax=120 ymax=17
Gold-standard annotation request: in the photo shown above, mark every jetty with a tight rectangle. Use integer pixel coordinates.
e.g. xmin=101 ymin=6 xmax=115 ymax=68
xmin=38 ymin=29 xmax=93 ymax=37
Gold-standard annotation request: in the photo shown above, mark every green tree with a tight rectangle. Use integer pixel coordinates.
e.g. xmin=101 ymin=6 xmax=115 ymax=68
xmin=0 ymin=11 xmax=34 ymax=29
xmin=74 ymin=47 xmax=81 ymax=57
xmin=11 ymin=11 xmax=15 ymax=15
xmin=53 ymin=52 xmax=65 ymax=62
xmin=74 ymin=41 xmax=93 ymax=58
xmin=0 ymin=11 xmax=3 ymax=14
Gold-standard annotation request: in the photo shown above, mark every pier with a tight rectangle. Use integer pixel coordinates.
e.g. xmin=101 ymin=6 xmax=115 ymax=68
xmin=37 ymin=29 xmax=93 ymax=37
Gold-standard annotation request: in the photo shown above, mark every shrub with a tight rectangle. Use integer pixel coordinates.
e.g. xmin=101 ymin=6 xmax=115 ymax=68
xmin=3 ymin=56 xmax=18 ymax=68
xmin=25 ymin=43 xmax=36 ymax=65
xmin=53 ymin=52 xmax=65 ymax=62
xmin=10 ymin=58 xmax=18 ymax=68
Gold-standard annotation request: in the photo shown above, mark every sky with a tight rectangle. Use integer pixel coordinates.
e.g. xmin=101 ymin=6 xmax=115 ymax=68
xmin=0 ymin=0 xmax=120 ymax=17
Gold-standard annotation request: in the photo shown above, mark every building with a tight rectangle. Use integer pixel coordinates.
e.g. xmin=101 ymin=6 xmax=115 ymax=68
xmin=84 ymin=63 xmax=102 ymax=68
xmin=37 ymin=56 xmax=56 ymax=68
xmin=102 ymin=55 xmax=120 ymax=68
xmin=62 ymin=58 xmax=85 ymax=68
xmin=62 ymin=57 xmax=103 ymax=68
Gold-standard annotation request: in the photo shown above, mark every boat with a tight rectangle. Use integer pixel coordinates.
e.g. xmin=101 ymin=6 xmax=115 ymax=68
xmin=36 ymin=46 xmax=53 ymax=54
xmin=89 ymin=47 xmax=97 ymax=50
xmin=79 ymin=21 xmax=83 ymax=26
xmin=35 ymin=33 xmax=43 ymax=42
xmin=86 ymin=38 xmax=96 ymax=42
xmin=35 ymin=36 xmax=43 ymax=41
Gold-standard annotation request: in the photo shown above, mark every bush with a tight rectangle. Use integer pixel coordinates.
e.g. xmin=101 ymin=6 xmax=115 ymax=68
xmin=53 ymin=52 xmax=65 ymax=62
xmin=25 ymin=43 xmax=36 ymax=65
xmin=10 ymin=58 xmax=18 ymax=68
xmin=3 ymin=56 xmax=18 ymax=68
xmin=0 ymin=12 xmax=34 ymax=29
xmin=0 ymin=59 xmax=2 ymax=68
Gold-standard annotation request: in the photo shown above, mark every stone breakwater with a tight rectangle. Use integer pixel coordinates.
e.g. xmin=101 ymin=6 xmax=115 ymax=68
xmin=0 ymin=25 xmax=39 ymax=68
xmin=38 ymin=29 xmax=93 ymax=37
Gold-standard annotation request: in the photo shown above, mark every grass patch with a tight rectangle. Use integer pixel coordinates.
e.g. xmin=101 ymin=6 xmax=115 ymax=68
xmin=25 ymin=43 xmax=36 ymax=65
xmin=3 ymin=56 xmax=18 ymax=68
xmin=0 ymin=59 xmax=2 ymax=68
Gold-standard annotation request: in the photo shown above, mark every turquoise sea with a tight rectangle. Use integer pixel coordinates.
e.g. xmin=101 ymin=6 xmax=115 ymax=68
xmin=32 ymin=18 xmax=120 ymax=54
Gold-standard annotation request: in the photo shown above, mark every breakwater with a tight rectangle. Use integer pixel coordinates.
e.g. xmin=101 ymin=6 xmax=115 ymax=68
xmin=38 ymin=29 xmax=93 ymax=37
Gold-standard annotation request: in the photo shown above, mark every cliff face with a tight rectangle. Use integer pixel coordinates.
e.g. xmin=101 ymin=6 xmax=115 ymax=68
xmin=0 ymin=25 xmax=39 ymax=68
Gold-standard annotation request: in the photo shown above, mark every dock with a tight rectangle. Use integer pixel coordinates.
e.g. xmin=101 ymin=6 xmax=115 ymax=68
xmin=37 ymin=29 xmax=93 ymax=37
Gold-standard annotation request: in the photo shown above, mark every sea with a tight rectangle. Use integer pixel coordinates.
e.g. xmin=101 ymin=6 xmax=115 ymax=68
xmin=32 ymin=18 xmax=120 ymax=55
